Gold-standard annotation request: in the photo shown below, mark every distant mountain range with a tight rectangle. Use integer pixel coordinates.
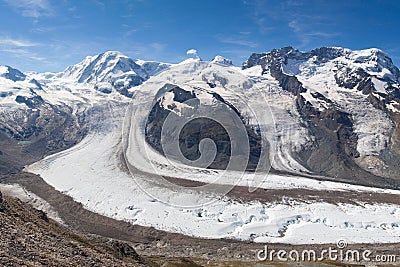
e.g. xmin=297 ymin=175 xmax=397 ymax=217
xmin=1 ymin=46 xmax=399 ymax=189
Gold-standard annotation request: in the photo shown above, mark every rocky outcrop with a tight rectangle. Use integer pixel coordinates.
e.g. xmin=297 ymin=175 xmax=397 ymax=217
xmin=111 ymin=241 xmax=145 ymax=264
xmin=334 ymin=66 xmax=368 ymax=90
xmin=294 ymin=96 xmax=387 ymax=184
xmin=0 ymin=102 xmax=88 ymax=174
xmin=298 ymin=95 xmax=398 ymax=187
xmin=145 ymin=84 xmax=262 ymax=171
xmin=244 ymin=47 xmax=307 ymax=95
xmin=15 ymin=95 xmax=44 ymax=109
xmin=0 ymin=65 xmax=26 ymax=81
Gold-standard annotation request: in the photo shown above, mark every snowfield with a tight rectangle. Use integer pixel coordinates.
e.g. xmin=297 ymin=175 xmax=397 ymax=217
xmin=26 ymin=57 xmax=400 ymax=244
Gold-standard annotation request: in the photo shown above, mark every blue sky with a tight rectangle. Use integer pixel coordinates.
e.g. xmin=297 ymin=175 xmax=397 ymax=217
xmin=0 ymin=0 xmax=399 ymax=72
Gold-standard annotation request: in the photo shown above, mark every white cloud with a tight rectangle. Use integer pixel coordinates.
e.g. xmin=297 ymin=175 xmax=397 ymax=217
xmin=216 ymin=35 xmax=258 ymax=48
xmin=288 ymin=20 xmax=301 ymax=33
xmin=150 ymin=42 xmax=165 ymax=52
xmin=0 ymin=37 xmax=45 ymax=66
xmin=186 ymin=49 xmax=197 ymax=56
xmin=0 ymin=48 xmax=46 ymax=62
xmin=92 ymin=0 xmax=105 ymax=8
xmin=4 ymin=0 xmax=53 ymax=18
xmin=0 ymin=37 xmax=39 ymax=47
xmin=288 ymin=20 xmax=341 ymax=47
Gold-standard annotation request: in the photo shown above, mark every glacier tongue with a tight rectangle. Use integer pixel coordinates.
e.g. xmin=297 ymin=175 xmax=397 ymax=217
xmin=26 ymin=105 xmax=400 ymax=244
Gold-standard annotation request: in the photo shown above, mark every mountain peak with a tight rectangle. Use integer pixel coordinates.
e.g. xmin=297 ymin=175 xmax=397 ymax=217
xmin=349 ymin=47 xmax=388 ymax=61
xmin=178 ymin=56 xmax=202 ymax=65
xmin=98 ymin=50 xmax=127 ymax=59
xmin=57 ymin=51 xmax=172 ymax=97
xmin=243 ymin=46 xmax=399 ymax=80
xmin=211 ymin=55 xmax=233 ymax=66
xmin=61 ymin=51 xmax=146 ymax=83
xmin=102 ymin=50 xmax=125 ymax=56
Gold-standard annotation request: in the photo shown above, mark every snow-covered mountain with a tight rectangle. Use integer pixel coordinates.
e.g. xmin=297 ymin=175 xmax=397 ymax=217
xmin=58 ymin=51 xmax=170 ymax=97
xmin=242 ymin=47 xmax=400 ymax=185
xmin=0 ymin=65 xmax=43 ymax=104
xmin=1 ymin=47 xmax=400 ymax=188
xmin=0 ymin=52 xmax=169 ymax=173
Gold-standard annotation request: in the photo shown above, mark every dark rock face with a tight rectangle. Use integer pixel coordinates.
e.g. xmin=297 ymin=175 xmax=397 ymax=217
xmin=36 ymin=209 xmax=49 ymax=222
xmin=178 ymin=117 xmax=232 ymax=169
xmin=297 ymin=98 xmax=358 ymax=176
xmin=296 ymin=97 xmax=398 ymax=187
xmin=0 ymin=102 xmax=88 ymax=174
xmin=271 ymin=71 xmax=306 ymax=95
xmin=111 ymin=241 xmax=145 ymax=264
xmin=309 ymin=47 xmax=348 ymax=62
xmin=357 ymin=77 xmax=375 ymax=95
xmin=0 ymin=66 xmax=26 ymax=82
xmin=243 ymin=47 xmax=348 ymax=71
xmin=145 ymin=84 xmax=262 ymax=171
xmin=0 ymin=190 xmax=3 ymax=212
xmin=242 ymin=53 xmax=267 ymax=69
xmin=29 ymin=78 xmax=43 ymax=90
xmin=169 ymin=86 xmax=197 ymax=103
xmin=112 ymin=73 xmax=145 ymax=98
xmin=333 ymin=65 xmax=386 ymax=96
xmin=15 ymin=95 xmax=44 ymax=109
xmin=334 ymin=66 xmax=368 ymax=89
xmin=244 ymin=47 xmax=307 ymax=95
